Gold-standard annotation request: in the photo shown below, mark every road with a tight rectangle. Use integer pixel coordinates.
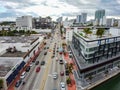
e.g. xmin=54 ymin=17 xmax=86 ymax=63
xmin=15 ymin=25 xmax=66 ymax=90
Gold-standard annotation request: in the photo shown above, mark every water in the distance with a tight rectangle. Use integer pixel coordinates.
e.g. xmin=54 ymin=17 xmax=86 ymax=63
xmin=91 ymin=74 xmax=120 ymax=90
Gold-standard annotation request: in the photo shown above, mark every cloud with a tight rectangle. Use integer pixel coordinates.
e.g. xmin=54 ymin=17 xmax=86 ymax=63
xmin=0 ymin=0 xmax=120 ymax=21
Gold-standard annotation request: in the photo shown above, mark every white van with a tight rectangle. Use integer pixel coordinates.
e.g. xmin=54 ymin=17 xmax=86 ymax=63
xmin=20 ymin=71 xmax=26 ymax=79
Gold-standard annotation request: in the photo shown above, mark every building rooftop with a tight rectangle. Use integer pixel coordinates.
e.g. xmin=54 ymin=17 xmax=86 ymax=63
xmin=77 ymin=28 xmax=120 ymax=41
xmin=0 ymin=36 xmax=38 ymax=43
xmin=0 ymin=51 xmax=26 ymax=57
xmin=0 ymin=65 xmax=12 ymax=77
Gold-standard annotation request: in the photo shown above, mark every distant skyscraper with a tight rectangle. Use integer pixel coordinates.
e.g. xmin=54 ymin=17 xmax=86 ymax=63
xmin=95 ymin=9 xmax=106 ymax=25
xmin=57 ymin=17 xmax=63 ymax=23
xmin=76 ymin=15 xmax=81 ymax=23
xmin=81 ymin=13 xmax=87 ymax=24
xmin=107 ymin=18 xmax=114 ymax=27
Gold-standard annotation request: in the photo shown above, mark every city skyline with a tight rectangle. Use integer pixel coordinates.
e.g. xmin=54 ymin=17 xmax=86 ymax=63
xmin=0 ymin=0 xmax=120 ymax=21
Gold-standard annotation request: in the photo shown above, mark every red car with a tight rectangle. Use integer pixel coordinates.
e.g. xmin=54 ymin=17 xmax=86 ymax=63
xmin=60 ymin=71 xmax=64 ymax=76
xmin=36 ymin=67 xmax=40 ymax=72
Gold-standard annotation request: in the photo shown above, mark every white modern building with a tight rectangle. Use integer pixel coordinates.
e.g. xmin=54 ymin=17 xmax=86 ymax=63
xmin=70 ymin=27 xmax=120 ymax=88
xmin=16 ymin=16 xmax=32 ymax=30
xmin=0 ymin=35 xmax=44 ymax=89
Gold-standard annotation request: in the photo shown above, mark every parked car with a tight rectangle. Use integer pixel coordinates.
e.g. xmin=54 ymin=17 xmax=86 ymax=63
xmin=25 ymin=66 xmax=30 ymax=72
xmin=30 ymin=63 xmax=33 ymax=67
xmin=35 ymin=61 xmax=39 ymax=65
xmin=60 ymin=71 xmax=64 ymax=76
xmin=60 ymin=82 xmax=66 ymax=90
xmin=36 ymin=67 xmax=40 ymax=72
xmin=20 ymin=71 xmax=26 ymax=79
xmin=15 ymin=79 xmax=22 ymax=87
xmin=41 ymin=61 xmax=45 ymax=65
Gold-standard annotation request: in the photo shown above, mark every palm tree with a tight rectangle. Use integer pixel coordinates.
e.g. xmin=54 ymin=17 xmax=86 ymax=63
xmin=96 ymin=28 xmax=105 ymax=38
xmin=88 ymin=75 xmax=93 ymax=84
xmin=0 ymin=79 xmax=3 ymax=89
xmin=83 ymin=28 xmax=92 ymax=37
xmin=68 ymin=63 xmax=73 ymax=74
xmin=66 ymin=77 xmax=72 ymax=84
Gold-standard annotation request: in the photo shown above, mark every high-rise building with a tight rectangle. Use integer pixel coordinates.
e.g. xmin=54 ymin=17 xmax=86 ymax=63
xmin=16 ymin=16 xmax=32 ymax=30
xmin=56 ymin=17 xmax=63 ymax=23
xmin=81 ymin=13 xmax=87 ymax=24
xmin=95 ymin=10 xmax=106 ymax=25
xmin=107 ymin=18 xmax=114 ymax=27
xmin=76 ymin=15 xmax=81 ymax=23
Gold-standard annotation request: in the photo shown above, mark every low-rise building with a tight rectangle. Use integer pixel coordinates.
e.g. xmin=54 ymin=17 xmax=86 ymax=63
xmin=0 ymin=35 xmax=44 ymax=89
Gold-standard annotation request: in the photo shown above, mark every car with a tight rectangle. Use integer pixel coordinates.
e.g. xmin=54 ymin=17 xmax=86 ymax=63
xmin=56 ymin=57 xmax=58 ymax=61
xmin=35 ymin=61 xmax=39 ymax=65
xmin=20 ymin=71 xmax=27 ymax=79
xmin=51 ymin=55 xmax=55 ymax=58
xmin=41 ymin=61 xmax=45 ymax=65
xmin=60 ymin=71 xmax=64 ymax=76
xmin=53 ymin=52 xmax=55 ymax=55
xmin=22 ymin=81 xmax=26 ymax=85
xmin=47 ymin=47 xmax=49 ymax=49
xmin=65 ymin=70 xmax=69 ymax=75
xmin=25 ymin=66 xmax=30 ymax=72
xmin=30 ymin=63 xmax=33 ymax=67
xmin=36 ymin=67 xmax=40 ymax=72
xmin=15 ymin=79 xmax=22 ymax=87
xmin=59 ymin=59 xmax=63 ymax=64
xmin=44 ymin=47 xmax=46 ymax=50
xmin=60 ymin=82 xmax=66 ymax=90
xmin=53 ymin=72 xmax=58 ymax=79
xmin=44 ymin=52 xmax=47 ymax=55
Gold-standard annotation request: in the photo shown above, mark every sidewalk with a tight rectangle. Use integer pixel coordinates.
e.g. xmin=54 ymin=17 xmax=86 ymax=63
xmin=64 ymin=52 xmax=77 ymax=90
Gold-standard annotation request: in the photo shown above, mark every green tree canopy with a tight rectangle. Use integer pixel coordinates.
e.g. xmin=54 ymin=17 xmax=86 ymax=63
xmin=96 ymin=28 xmax=105 ymax=38
xmin=83 ymin=28 xmax=92 ymax=37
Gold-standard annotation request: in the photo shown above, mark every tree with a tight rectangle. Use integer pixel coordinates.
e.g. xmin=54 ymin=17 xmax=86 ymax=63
xmin=66 ymin=77 xmax=72 ymax=85
xmin=68 ymin=63 xmax=73 ymax=74
xmin=88 ymin=75 xmax=93 ymax=84
xmin=96 ymin=28 xmax=105 ymax=38
xmin=0 ymin=79 xmax=3 ymax=89
xmin=83 ymin=28 xmax=92 ymax=37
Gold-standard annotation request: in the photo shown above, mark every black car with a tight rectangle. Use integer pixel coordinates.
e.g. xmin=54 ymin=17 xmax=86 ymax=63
xmin=15 ymin=80 xmax=22 ymax=87
xmin=65 ymin=70 xmax=69 ymax=75
xmin=41 ymin=61 xmax=45 ymax=65
xmin=47 ymin=47 xmax=49 ymax=49
xmin=25 ymin=66 xmax=30 ymax=72
xmin=35 ymin=61 xmax=39 ymax=65
xmin=44 ymin=52 xmax=47 ymax=55
xmin=59 ymin=60 xmax=63 ymax=64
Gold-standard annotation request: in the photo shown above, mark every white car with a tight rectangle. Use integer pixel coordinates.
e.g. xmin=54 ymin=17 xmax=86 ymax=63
xmin=20 ymin=71 xmax=26 ymax=79
xmin=53 ymin=72 xmax=58 ymax=79
xmin=60 ymin=82 xmax=66 ymax=90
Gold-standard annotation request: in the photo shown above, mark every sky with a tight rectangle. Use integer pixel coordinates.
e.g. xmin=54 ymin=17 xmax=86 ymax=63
xmin=0 ymin=0 xmax=120 ymax=21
